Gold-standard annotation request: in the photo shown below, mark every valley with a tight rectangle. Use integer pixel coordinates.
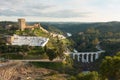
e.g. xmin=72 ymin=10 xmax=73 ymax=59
xmin=0 ymin=20 xmax=120 ymax=80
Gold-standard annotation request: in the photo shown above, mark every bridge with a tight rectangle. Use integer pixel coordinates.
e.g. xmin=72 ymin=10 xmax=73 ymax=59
xmin=70 ymin=50 xmax=105 ymax=63
xmin=68 ymin=41 xmax=106 ymax=63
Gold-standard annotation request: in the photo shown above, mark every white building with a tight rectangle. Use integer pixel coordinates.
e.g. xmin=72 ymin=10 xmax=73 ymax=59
xmin=11 ymin=35 xmax=49 ymax=47
xmin=50 ymin=33 xmax=66 ymax=39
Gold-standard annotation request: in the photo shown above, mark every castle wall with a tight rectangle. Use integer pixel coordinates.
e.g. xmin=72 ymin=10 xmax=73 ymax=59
xmin=18 ymin=18 xmax=49 ymax=33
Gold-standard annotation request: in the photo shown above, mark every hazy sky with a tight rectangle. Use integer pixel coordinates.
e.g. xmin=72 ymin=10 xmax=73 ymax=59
xmin=0 ymin=0 xmax=120 ymax=22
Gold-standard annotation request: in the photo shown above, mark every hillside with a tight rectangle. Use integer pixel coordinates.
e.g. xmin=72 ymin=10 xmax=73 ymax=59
xmin=0 ymin=21 xmax=71 ymax=61
xmin=0 ymin=21 xmax=120 ymax=80
xmin=0 ymin=61 xmax=68 ymax=80
xmin=40 ymin=21 xmax=120 ymax=34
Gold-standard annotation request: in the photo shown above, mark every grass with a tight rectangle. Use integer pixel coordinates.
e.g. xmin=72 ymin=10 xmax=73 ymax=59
xmin=1 ymin=53 xmax=23 ymax=59
xmin=30 ymin=62 xmax=65 ymax=70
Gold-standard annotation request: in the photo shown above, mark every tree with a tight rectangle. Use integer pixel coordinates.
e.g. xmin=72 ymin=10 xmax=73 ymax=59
xmin=68 ymin=76 xmax=76 ymax=80
xmin=55 ymin=39 xmax=66 ymax=59
xmin=46 ymin=48 xmax=57 ymax=61
xmin=92 ymin=38 xmax=99 ymax=46
xmin=86 ymin=27 xmax=99 ymax=34
xmin=100 ymin=56 xmax=120 ymax=80
xmin=76 ymin=71 xmax=99 ymax=80
xmin=116 ymin=52 xmax=120 ymax=56
xmin=107 ymin=32 xmax=113 ymax=37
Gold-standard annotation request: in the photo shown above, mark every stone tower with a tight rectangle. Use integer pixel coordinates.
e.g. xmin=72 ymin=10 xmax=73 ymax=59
xmin=18 ymin=18 xmax=26 ymax=31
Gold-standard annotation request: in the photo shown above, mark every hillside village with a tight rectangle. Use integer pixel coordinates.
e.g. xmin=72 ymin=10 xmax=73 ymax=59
xmin=6 ymin=18 xmax=66 ymax=47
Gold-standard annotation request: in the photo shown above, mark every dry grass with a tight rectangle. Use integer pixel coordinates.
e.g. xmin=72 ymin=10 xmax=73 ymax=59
xmin=0 ymin=62 xmax=27 ymax=80
xmin=0 ymin=61 xmax=68 ymax=80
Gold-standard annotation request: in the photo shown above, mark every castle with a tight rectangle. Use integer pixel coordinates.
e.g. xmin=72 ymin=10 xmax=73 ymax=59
xmin=18 ymin=18 xmax=66 ymax=39
xmin=18 ymin=18 xmax=48 ymax=33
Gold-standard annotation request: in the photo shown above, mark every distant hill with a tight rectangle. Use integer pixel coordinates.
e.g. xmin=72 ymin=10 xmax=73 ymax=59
xmin=40 ymin=21 xmax=120 ymax=34
xmin=40 ymin=22 xmax=98 ymax=33
xmin=94 ymin=21 xmax=120 ymax=33
xmin=0 ymin=21 xmax=17 ymax=27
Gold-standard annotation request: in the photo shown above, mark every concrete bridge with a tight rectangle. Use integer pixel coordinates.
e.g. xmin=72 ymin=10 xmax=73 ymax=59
xmin=70 ymin=50 xmax=105 ymax=63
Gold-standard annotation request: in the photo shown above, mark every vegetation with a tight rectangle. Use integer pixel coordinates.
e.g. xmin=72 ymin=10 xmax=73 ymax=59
xmin=0 ymin=21 xmax=18 ymax=34
xmin=41 ymin=21 xmax=120 ymax=34
xmin=100 ymin=52 xmax=120 ymax=80
xmin=41 ymin=22 xmax=120 ymax=53
xmin=100 ymin=40 xmax=120 ymax=55
xmin=0 ymin=22 xmax=70 ymax=61
xmin=77 ymin=71 xmax=99 ymax=80
xmin=0 ymin=21 xmax=120 ymax=80
xmin=68 ymin=71 xmax=99 ymax=80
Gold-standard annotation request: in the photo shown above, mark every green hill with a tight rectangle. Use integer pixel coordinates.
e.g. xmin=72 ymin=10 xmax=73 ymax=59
xmin=40 ymin=21 xmax=120 ymax=34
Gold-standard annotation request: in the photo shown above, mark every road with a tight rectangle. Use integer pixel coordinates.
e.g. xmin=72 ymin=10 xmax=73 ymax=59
xmin=9 ymin=59 xmax=63 ymax=62
xmin=0 ymin=59 xmax=62 ymax=68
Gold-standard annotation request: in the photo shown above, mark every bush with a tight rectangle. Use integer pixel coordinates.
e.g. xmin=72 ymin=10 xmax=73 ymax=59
xmin=76 ymin=71 xmax=99 ymax=80
xmin=68 ymin=76 xmax=76 ymax=80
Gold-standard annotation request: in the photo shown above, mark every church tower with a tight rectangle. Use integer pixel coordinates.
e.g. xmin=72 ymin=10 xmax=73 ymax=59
xmin=18 ymin=18 xmax=26 ymax=31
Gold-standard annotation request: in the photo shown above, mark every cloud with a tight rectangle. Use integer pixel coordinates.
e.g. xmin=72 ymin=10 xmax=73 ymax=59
xmin=0 ymin=8 xmax=89 ymax=18
xmin=0 ymin=0 xmax=89 ymax=18
xmin=1 ymin=0 xmax=120 ymax=22
xmin=44 ymin=10 xmax=89 ymax=18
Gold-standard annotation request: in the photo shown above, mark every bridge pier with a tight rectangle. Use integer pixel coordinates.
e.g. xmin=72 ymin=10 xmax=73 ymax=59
xmin=82 ymin=54 xmax=85 ymax=63
xmin=90 ymin=54 xmax=94 ymax=62
xmin=95 ymin=53 xmax=99 ymax=60
xmin=86 ymin=54 xmax=89 ymax=63
xmin=73 ymin=53 xmax=76 ymax=59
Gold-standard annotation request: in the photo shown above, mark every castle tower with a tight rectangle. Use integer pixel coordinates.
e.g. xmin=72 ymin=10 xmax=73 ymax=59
xmin=18 ymin=18 xmax=26 ymax=31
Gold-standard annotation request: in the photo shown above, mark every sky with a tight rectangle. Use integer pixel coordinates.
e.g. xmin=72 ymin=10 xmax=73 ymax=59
xmin=0 ymin=0 xmax=120 ymax=22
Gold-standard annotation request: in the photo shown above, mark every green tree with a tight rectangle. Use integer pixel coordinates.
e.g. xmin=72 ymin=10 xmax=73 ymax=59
xmin=116 ymin=52 xmax=120 ymax=56
xmin=68 ymin=76 xmax=76 ymax=80
xmin=100 ymin=56 xmax=120 ymax=80
xmin=76 ymin=71 xmax=99 ymax=80
xmin=55 ymin=39 xmax=66 ymax=59
xmin=46 ymin=48 xmax=57 ymax=61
